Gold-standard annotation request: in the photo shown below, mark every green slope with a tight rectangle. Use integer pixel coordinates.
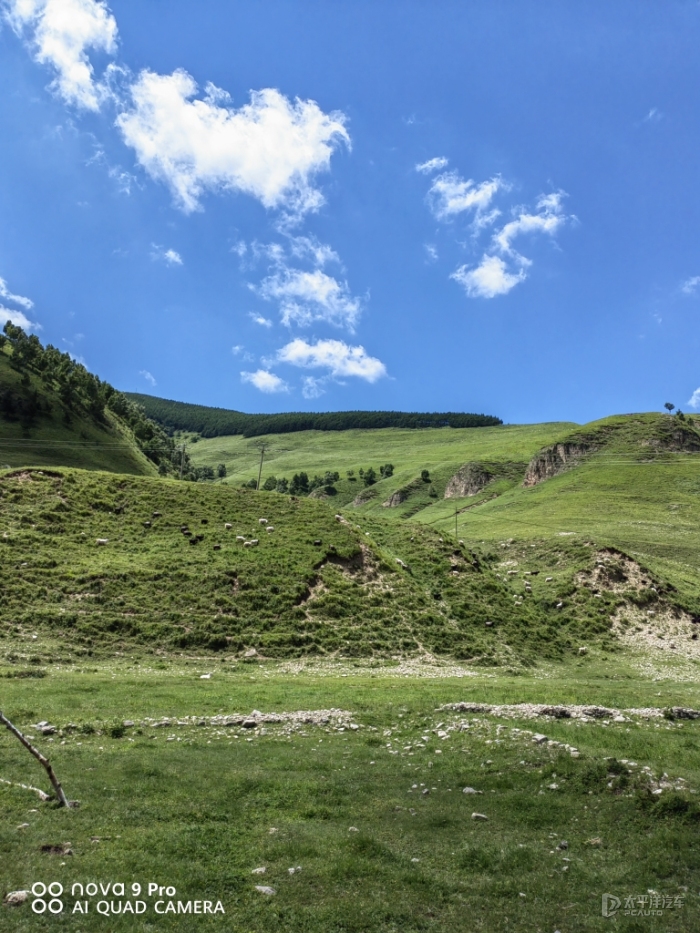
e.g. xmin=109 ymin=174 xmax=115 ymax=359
xmin=0 ymin=350 xmax=156 ymax=475
xmin=3 ymin=465 xmax=685 ymax=666
xmin=189 ymin=421 xmax=575 ymax=493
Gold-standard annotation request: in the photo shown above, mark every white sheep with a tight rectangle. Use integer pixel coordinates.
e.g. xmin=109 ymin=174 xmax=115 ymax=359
xmin=224 ymin=523 xmax=233 ymax=530
xmin=236 ymin=535 xmax=246 ymax=542
xmin=96 ymin=538 xmax=109 ymax=546
xmin=258 ymin=518 xmax=268 ymax=525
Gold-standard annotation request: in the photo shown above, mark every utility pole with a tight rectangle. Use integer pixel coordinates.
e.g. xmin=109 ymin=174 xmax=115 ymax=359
xmin=256 ymin=444 xmax=266 ymax=491
xmin=179 ymin=443 xmax=186 ymax=481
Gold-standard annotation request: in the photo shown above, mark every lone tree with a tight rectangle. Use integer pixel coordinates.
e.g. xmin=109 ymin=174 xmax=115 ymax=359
xmin=0 ymin=711 xmax=74 ymax=807
xmin=664 ymin=402 xmax=675 ymax=413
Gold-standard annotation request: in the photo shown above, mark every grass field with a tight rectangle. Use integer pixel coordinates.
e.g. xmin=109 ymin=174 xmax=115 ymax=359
xmin=3 ymin=413 xmax=700 ymax=930
xmin=2 ymin=658 xmax=700 ymax=932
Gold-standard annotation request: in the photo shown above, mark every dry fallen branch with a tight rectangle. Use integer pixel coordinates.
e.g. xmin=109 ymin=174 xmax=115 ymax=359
xmin=0 ymin=711 xmax=74 ymax=808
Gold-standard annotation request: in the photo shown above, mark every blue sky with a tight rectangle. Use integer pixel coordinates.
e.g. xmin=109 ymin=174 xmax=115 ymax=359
xmin=1 ymin=0 xmax=700 ymax=424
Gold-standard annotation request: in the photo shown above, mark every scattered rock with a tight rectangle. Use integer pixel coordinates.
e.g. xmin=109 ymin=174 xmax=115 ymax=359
xmin=200 ymin=674 xmax=211 ymax=680
xmin=251 ymin=867 xmax=267 ymax=875
xmin=4 ymin=891 xmax=28 ymax=906
xmin=532 ymin=734 xmax=548 ymax=744
xmin=243 ymin=648 xmax=258 ymax=658
xmin=556 ymin=840 xmax=568 ymax=850
xmin=462 ymin=787 xmax=481 ymax=795
xmin=348 ymin=826 xmax=359 ymax=832
xmin=254 ymin=886 xmax=276 ymax=896
xmin=585 ymin=837 xmax=602 ymax=847
xmin=471 ymin=812 xmax=488 ymax=821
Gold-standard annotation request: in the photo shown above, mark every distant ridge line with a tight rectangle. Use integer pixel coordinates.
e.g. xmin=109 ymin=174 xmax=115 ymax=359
xmin=125 ymin=393 xmax=503 ymax=438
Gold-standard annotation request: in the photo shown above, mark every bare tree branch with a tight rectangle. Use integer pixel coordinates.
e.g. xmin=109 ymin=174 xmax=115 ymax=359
xmin=0 ymin=711 xmax=73 ymax=808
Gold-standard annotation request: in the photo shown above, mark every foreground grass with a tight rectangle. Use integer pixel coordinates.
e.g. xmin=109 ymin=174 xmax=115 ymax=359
xmin=2 ymin=660 xmax=700 ymax=931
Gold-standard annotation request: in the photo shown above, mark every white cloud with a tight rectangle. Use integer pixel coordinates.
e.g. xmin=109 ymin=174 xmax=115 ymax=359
xmin=688 ymin=388 xmax=700 ymax=409
xmin=1 ymin=304 xmax=40 ymax=330
xmin=301 ymin=375 xmax=326 ymax=399
xmin=139 ymin=369 xmax=156 ymax=386
xmin=287 ymin=235 xmax=339 ymax=268
xmin=451 ymin=255 xmax=526 ymax=299
xmin=681 ymin=276 xmax=700 ymax=296
xmin=276 ymin=338 xmax=387 ymax=382
xmin=416 ymin=156 xmax=448 ymax=174
xmin=0 ymin=276 xmax=33 ymax=310
xmin=451 ymin=191 xmax=571 ymax=299
xmin=249 ymin=313 xmax=272 ymax=328
xmin=116 ymin=69 xmax=349 ymax=217
xmin=150 ymin=244 xmax=182 ymax=265
xmin=643 ymin=107 xmax=663 ymax=124
xmin=231 ymin=241 xmax=247 ymax=258
xmin=424 ymin=243 xmax=438 ymax=262
xmin=427 ymin=171 xmax=506 ymax=224
xmin=241 ymin=369 xmax=288 ymax=393
xmin=257 ymin=267 xmax=361 ymax=330
xmin=492 ymin=191 xmax=567 ymax=256
xmin=4 ymin=0 xmax=118 ymax=111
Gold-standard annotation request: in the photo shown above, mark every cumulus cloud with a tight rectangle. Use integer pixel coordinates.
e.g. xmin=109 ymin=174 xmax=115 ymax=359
xmin=416 ymin=156 xmax=448 ymax=174
xmin=492 ymin=191 xmax=567 ymax=256
xmin=1 ymin=305 xmax=38 ymax=330
xmin=276 ymin=338 xmax=387 ymax=382
xmin=240 ymin=369 xmax=288 ymax=393
xmin=427 ymin=171 xmax=506 ymax=225
xmin=0 ymin=276 xmax=34 ymax=310
xmin=139 ymin=369 xmax=156 ymax=386
xmin=249 ymin=313 xmax=272 ymax=328
xmin=150 ymin=244 xmax=182 ymax=265
xmin=451 ymin=191 xmax=570 ymax=299
xmin=116 ymin=69 xmax=349 ymax=217
xmin=4 ymin=0 xmax=118 ymax=111
xmin=257 ymin=267 xmax=361 ymax=330
xmin=451 ymin=255 xmax=526 ymax=299
xmin=688 ymin=388 xmax=700 ymax=409
xmin=681 ymin=276 xmax=700 ymax=296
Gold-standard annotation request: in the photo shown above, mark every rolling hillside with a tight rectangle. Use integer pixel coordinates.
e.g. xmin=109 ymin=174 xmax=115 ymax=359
xmin=0 ymin=350 xmax=156 ymax=475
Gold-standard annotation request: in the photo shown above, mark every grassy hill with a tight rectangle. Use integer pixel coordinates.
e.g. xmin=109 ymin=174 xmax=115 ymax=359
xmin=2 ymin=462 xmax=700 ymax=667
xmin=187 ymin=411 xmax=700 ymax=612
xmin=0 ymin=350 xmax=157 ymax=475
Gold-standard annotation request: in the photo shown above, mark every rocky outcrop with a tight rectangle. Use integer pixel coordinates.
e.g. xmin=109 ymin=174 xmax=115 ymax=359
xmin=523 ymin=442 xmax=593 ymax=487
xmin=383 ymin=488 xmax=408 ymax=507
xmin=444 ymin=464 xmax=494 ymax=499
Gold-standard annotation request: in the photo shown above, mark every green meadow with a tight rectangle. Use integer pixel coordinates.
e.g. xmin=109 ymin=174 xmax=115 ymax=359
xmin=2 ymin=408 xmax=700 ymax=930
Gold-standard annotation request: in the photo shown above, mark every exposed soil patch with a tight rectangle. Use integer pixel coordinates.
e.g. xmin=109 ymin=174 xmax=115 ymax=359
xmin=575 ymin=549 xmax=655 ymax=595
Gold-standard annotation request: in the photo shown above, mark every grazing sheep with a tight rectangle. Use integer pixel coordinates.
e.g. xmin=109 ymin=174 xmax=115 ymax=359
xmin=243 ymin=541 xmax=253 ymax=548
xmin=224 ymin=523 xmax=233 ymax=530
xmin=213 ymin=544 xmax=222 ymax=551
xmin=152 ymin=511 xmax=162 ymax=518
xmin=236 ymin=535 xmax=246 ymax=542
xmin=96 ymin=538 xmax=109 ymax=546
xmin=143 ymin=521 xmax=151 ymax=528
xmin=259 ymin=518 xmax=268 ymax=525
xmin=266 ymin=526 xmax=274 ymax=532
